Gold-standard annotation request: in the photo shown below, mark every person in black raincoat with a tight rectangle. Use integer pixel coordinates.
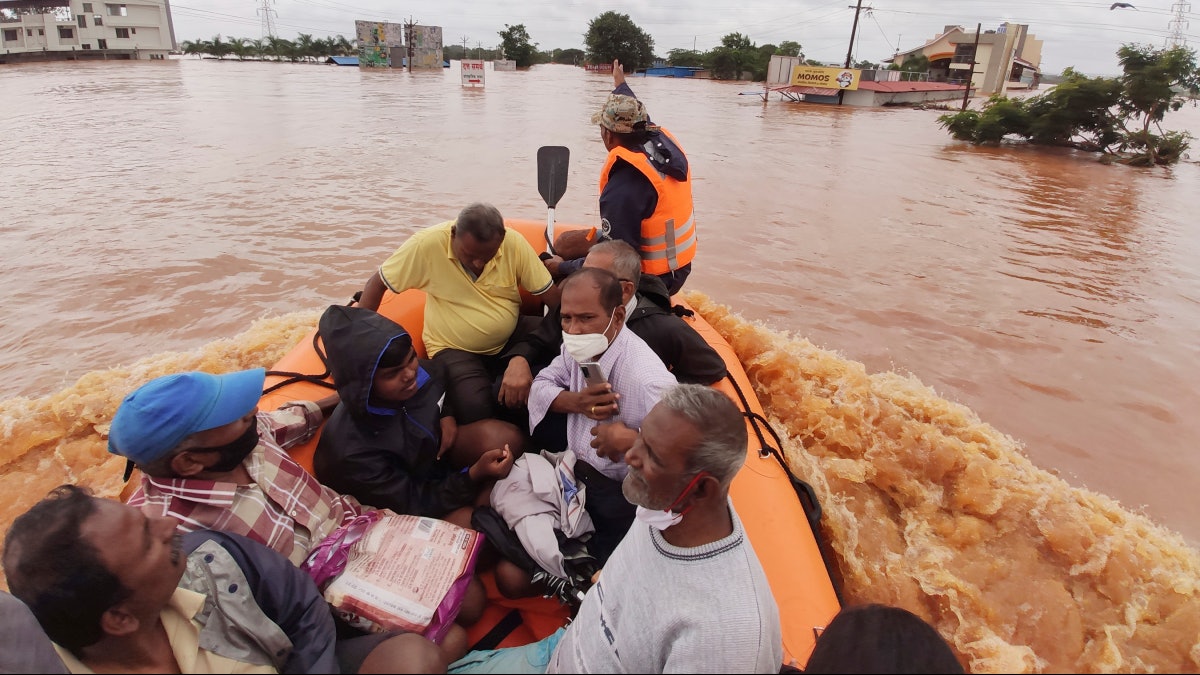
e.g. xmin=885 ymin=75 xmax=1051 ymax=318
xmin=314 ymin=305 xmax=526 ymax=528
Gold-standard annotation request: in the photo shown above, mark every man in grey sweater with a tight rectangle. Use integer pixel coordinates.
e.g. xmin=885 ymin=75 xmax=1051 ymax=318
xmin=450 ymin=384 xmax=783 ymax=673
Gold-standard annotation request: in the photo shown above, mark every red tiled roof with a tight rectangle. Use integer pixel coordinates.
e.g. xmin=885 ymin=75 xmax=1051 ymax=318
xmin=856 ymin=81 xmax=967 ymax=93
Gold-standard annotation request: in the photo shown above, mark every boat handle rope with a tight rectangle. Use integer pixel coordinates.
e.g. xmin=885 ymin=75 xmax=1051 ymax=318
xmin=262 ymin=325 xmax=337 ymax=396
xmin=724 ymin=371 xmax=845 ymax=603
xmin=723 ymin=371 xmax=823 ymax=530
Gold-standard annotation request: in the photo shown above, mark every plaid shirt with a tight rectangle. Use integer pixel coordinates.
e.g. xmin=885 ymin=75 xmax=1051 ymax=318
xmin=128 ymin=402 xmax=367 ymax=566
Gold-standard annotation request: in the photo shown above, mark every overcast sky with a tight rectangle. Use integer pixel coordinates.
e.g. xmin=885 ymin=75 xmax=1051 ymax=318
xmin=169 ymin=0 xmax=1196 ymax=76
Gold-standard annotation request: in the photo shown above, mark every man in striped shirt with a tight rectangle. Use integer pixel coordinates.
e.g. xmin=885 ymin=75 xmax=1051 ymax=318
xmin=109 ymin=368 xmax=361 ymax=566
xmin=526 ymin=268 xmax=678 ymax=563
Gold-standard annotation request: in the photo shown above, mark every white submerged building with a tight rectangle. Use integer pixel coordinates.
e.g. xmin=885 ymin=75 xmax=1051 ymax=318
xmin=1 ymin=0 xmax=175 ymax=63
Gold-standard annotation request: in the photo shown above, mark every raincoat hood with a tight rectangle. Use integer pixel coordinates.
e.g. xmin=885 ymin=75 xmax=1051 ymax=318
xmin=319 ymin=305 xmax=429 ymax=422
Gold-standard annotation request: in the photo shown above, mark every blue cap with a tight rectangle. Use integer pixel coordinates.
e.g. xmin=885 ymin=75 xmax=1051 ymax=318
xmin=108 ymin=368 xmax=266 ymax=465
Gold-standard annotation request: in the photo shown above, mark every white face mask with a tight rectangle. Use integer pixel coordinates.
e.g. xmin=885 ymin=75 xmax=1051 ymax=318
xmin=562 ymin=310 xmax=617 ymax=363
xmin=634 ymin=505 xmax=683 ymax=531
xmin=630 ymin=471 xmax=708 ymax=531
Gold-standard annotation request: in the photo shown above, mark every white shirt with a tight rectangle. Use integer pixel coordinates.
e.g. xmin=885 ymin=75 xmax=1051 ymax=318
xmin=527 ymin=328 xmax=677 ymax=480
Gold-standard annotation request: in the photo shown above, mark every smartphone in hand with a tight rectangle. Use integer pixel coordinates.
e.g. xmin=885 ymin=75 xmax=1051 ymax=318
xmin=580 ymin=361 xmax=608 ymax=388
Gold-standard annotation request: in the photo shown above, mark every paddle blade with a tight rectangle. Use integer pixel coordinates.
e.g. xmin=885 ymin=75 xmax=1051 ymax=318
xmin=537 ymin=146 xmax=570 ymax=209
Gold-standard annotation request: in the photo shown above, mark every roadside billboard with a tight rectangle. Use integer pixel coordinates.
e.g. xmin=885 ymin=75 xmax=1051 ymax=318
xmin=789 ymin=65 xmax=861 ymax=90
xmin=355 ymin=20 xmax=402 ymax=68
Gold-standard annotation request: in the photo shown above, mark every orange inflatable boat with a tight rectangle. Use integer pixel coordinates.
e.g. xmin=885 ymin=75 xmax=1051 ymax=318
xmin=259 ymin=219 xmax=841 ymax=669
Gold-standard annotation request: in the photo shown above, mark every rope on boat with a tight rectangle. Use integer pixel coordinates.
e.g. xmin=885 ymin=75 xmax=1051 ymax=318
xmin=262 ymin=328 xmax=337 ymax=395
xmin=723 ymin=370 xmax=845 ymax=603
xmin=262 ymin=294 xmax=363 ymax=395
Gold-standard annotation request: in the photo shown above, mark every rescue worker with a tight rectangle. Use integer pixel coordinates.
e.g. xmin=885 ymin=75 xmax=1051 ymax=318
xmin=548 ymin=59 xmax=696 ymax=295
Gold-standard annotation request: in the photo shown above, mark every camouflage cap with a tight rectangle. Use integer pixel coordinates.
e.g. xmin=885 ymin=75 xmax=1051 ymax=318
xmin=591 ymin=94 xmax=656 ymax=134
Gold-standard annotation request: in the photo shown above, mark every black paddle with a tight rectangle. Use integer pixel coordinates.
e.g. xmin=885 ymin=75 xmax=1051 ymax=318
xmin=536 ymin=145 xmax=569 ymax=254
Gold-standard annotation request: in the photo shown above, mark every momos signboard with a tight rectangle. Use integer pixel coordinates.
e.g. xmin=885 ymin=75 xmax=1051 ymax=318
xmin=789 ymin=66 xmax=861 ymax=90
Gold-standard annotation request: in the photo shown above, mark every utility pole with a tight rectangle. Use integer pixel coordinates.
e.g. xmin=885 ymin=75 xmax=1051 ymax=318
xmin=460 ymin=34 xmax=468 ymax=59
xmin=840 ymin=0 xmax=868 ymax=105
xmin=844 ymin=1 xmax=867 ymax=68
xmin=403 ymin=16 xmax=415 ymax=72
xmin=960 ymin=23 xmax=981 ymax=111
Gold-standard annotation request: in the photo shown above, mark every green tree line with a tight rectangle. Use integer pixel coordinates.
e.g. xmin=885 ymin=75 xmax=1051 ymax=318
xmin=180 ymin=34 xmax=354 ymax=62
xmin=180 ymin=12 xmax=826 ymax=81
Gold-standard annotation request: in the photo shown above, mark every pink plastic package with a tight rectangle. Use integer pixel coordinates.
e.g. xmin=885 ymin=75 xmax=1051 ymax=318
xmin=302 ymin=510 xmax=483 ymax=644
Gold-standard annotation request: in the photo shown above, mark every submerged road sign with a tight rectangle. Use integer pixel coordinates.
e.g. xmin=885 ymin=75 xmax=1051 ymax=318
xmin=461 ymin=59 xmax=485 ymax=86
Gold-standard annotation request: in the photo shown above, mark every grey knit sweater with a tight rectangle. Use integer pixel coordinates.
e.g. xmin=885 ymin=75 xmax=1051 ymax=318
xmin=547 ymin=499 xmax=782 ymax=673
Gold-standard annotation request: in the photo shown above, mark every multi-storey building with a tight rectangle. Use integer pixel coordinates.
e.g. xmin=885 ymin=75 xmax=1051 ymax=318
xmin=888 ymin=23 xmax=1043 ymax=96
xmin=1 ymin=0 xmax=175 ymax=62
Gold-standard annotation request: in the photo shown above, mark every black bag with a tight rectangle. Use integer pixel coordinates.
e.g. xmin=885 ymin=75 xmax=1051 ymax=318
xmin=470 ymin=506 xmax=599 ymax=607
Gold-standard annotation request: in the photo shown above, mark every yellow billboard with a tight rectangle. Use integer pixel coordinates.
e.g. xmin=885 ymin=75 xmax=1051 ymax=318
xmin=789 ymin=66 xmax=861 ymax=90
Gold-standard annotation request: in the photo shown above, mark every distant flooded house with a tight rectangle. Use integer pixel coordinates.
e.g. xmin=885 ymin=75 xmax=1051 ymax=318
xmin=887 ymin=22 xmax=1043 ymax=95
xmin=0 ymin=0 xmax=176 ymax=63
xmin=643 ymin=65 xmax=703 ymax=78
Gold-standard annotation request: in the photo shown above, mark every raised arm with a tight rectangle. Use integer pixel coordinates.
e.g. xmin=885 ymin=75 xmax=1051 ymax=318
xmin=610 ymin=59 xmax=643 ymax=118
xmin=357 ymin=270 xmax=388 ymax=311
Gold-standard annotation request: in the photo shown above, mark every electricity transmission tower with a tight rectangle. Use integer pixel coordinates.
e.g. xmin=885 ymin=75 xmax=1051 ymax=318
xmin=257 ymin=0 xmax=278 ymax=40
xmin=1166 ymin=1 xmax=1190 ymax=48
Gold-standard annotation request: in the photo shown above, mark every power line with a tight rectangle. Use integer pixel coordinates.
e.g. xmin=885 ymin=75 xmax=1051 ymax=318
xmin=869 ymin=8 xmax=894 ymax=53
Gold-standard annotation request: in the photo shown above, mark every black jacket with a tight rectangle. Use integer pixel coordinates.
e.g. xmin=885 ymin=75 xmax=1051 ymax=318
xmin=314 ymin=305 xmax=478 ymax=518
xmin=502 ymin=275 xmax=726 ymax=385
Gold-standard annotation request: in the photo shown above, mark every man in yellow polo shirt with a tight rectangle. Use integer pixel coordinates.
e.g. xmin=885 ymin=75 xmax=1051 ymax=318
xmin=358 ymin=202 xmax=558 ymax=424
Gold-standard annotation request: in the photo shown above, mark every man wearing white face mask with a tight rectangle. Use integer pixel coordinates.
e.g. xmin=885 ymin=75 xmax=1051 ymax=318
xmin=525 ymin=267 xmax=677 ymax=565
xmin=450 ymin=384 xmax=782 ymax=674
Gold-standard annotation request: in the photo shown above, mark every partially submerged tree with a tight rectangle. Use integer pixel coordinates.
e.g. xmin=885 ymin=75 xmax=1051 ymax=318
xmin=499 ymin=24 xmax=537 ymax=68
xmin=583 ymin=11 xmax=654 ymax=70
xmin=178 ymin=33 xmax=354 ymax=63
xmin=777 ymin=40 xmax=804 ymax=59
xmin=1116 ymin=44 xmax=1200 ymax=164
xmin=663 ymin=38 xmax=808 ymax=79
xmin=551 ymin=48 xmax=585 ymax=65
xmin=937 ymin=44 xmax=1200 ymax=166
xmin=666 ymin=48 xmax=704 ymax=67
xmin=707 ymin=32 xmax=779 ymax=80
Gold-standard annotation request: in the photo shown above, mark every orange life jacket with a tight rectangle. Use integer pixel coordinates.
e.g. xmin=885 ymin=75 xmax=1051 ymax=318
xmin=599 ymin=129 xmax=696 ymax=275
